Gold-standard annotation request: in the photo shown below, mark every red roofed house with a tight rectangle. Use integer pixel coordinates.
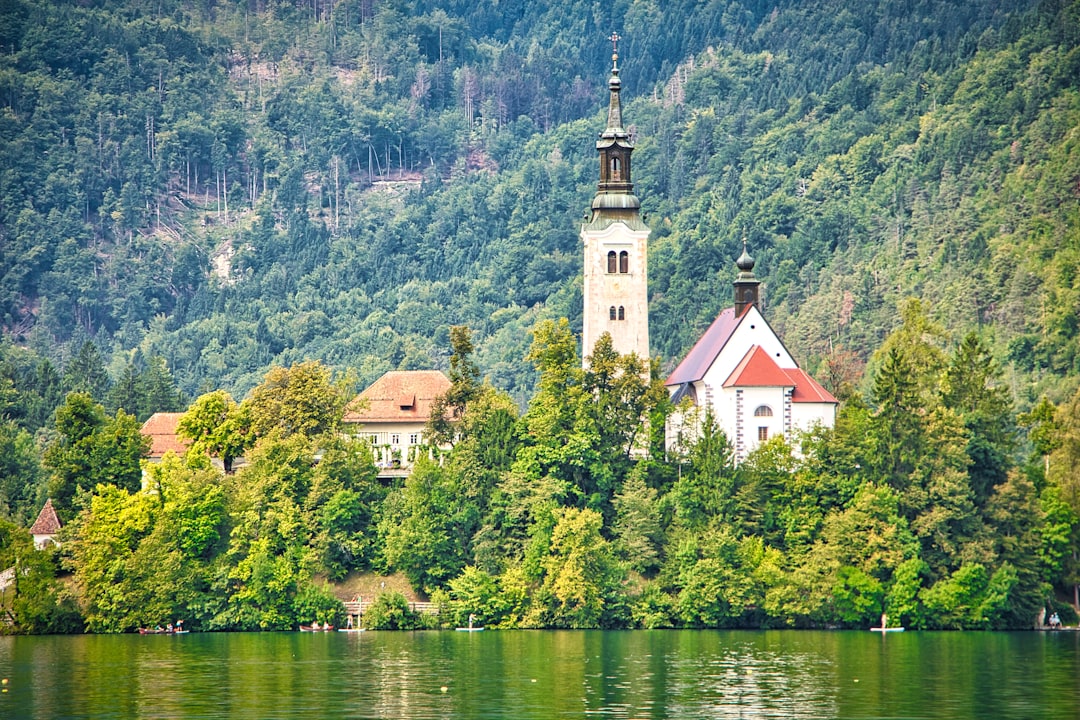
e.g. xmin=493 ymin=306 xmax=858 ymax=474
xmin=141 ymin=412 xmax=190 ymax=461
xmin=665 ymin=247 xmax=837 ymax=463
xmin=139 ymin=412 xmax=194 ymax=484
xmin=342 ymin=370 xmax=452 ymax=478
xmin=29 ymin=498 xmax=62 ymax=550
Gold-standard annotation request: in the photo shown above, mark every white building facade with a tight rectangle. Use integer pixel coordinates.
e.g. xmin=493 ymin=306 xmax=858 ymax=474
xmin=665 ymin=250 xmax=837 ymax=463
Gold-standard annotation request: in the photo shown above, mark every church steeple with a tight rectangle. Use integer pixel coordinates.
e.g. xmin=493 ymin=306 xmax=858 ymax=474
xmin=581 ymin=34 xmax=650 ymax=366
xmin=733 ymin=240 xmax=760 ymax=317
xmin=591 ymin=32 xmax=639 ymax=215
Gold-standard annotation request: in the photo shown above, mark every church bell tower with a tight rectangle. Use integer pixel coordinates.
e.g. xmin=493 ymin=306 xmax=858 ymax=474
xmin=581 ymin=33 xmax=650 ymax=366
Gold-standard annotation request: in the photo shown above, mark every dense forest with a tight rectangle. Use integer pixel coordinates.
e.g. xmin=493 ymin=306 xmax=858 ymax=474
xmin=1 ymin=0 xmax=1080 ymax=632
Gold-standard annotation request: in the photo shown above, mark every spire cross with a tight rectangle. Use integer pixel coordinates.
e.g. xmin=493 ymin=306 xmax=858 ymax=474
xmin=609 ymin=31 xmax=621 ymax=65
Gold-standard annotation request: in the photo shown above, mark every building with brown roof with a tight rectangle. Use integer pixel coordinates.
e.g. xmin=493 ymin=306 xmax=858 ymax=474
xmin=140 ymin=412 xmax=190 ymax=461
xmin=342 ymin=370 xmax=452 ymax=477
xmin=29 ymin=498 xmax=62 ymax=550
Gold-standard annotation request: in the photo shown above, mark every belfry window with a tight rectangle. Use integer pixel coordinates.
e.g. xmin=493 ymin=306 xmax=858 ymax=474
xmin=619 ymin=251 xmax=629 ymax=274
xmin=610 ymin=156 xmax=621 ymax=180
xmin=607 ymin=251 xmax=617 ymax=274
xmin=609 ymin=306 xmax=617 ymax=320
xmin=618 ymin=306 xmax=625 ymax=320
xmin=754 ymin=405 xmax=773 ymax=417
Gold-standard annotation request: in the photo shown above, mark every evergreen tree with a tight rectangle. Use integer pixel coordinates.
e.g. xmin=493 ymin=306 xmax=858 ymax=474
xmin=63 ymin=341 xmax=111 ymax=402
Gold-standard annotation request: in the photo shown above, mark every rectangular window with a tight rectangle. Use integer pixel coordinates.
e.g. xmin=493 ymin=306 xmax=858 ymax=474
xmin=409 ymin=433 xmax=420 ymax=445
xmin=758 ymin=427 xmax=769 ymax=442
xmin=391 ymin=434 xmax=400 ymax=445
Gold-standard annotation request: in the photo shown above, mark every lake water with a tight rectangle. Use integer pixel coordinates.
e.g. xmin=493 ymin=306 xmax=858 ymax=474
xmin=1 ymin=629 xmax=1078 ymax=719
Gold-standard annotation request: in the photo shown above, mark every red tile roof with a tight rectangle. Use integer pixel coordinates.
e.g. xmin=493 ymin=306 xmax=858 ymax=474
xmin=786 ymin=368 xmax=838 ymax=404
xmin=665 ymin=307 xmax=742 ymax=386
xmin=29 ymin=498 xmax=61 ymax=535
xmin=722 ymin=346 xmax=837 ymax=403
xmin=140 ymin=412 xmax=190 ymax=458
xmin=723 ymin=345 xmax=795 ymax=388
xmin=342 ymin=371 xmax=451 ymax=424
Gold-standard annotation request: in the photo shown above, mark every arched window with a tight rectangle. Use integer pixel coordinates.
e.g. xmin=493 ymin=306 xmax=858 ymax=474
xmin=619 ymin=250 xmax=629 ymax=274
xmin=618 ymin=306 xmax=625 ymax=320
xmin=754 ymin=405 xmax=773 ymax=417
xmin=609 ymin=306 xmax=617 ymax=320
xmin=607 ymin=251 xmax=617 ymax=274
xmin=610 ymin=156 xmax=621 ymax=180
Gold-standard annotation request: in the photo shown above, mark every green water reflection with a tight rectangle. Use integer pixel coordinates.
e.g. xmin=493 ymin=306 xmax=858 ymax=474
xmin=1 ymin=630 xmax=1078 ymax=719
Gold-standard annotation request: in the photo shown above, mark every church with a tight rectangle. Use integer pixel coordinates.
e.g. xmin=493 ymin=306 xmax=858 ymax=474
xmin=581 ymin=41 xmax=836 ymax=462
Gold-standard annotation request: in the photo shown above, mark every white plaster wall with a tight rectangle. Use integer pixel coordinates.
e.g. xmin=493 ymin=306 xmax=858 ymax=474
xmin=790 ymin=403 xmax=836 ymax=434
xmin=712 ymin=385 xmax=789 ymax=459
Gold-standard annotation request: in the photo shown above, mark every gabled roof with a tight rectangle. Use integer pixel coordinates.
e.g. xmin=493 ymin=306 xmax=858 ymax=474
xmin=787 ymin=368 xmax=838 ymax=404
xmin=665 ymin=307 xmax=742 ymax=386
xmin=30 ymin=498 xmax=61 ymax=535
xmin=722 ymin=346 xmax=838 ymax=404
xmin=723 ymin=345 xmax=795 ymax=388
xmin=343 ymin=370 xmax=451 ymax=424
xmin=140 ymin=412 xmax=189 ymax=459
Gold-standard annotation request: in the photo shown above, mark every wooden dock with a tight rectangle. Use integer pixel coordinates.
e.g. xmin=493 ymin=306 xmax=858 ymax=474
xmin=343 ymin=598 xmax=439 ymax=622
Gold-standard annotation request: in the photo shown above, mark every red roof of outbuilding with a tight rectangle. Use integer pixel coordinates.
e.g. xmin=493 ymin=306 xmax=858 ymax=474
xmin=665 ymin=307 xmax=742 ymax=386
xmin=343 ymin=371 xmax=451 ymax=424
xmin=30 ymin=498 xmax=62 ymax=535
xmin=140 ymin=412 xmax=189 ymax=458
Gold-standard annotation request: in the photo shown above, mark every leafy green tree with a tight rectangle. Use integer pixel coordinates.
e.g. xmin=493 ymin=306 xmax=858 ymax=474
xmin=446 ymin=565 xmax=506 ymax=628
xmin=919 ymin=562 xmax=1017 ymax=630
xmin=292 ymin=583 xmax=344 ymax=626
xmin=362 ymin=591 xmax=422 ymax=630
xmin=870 ymin=347 xmax=925 ymax=492
xmin=43 ymin=393 xmax=149 ymax=520
xmin=1045 ymin=387 xmax=1080 ymax=608
xmin=670 ymin=410 xmax=736 ymax=530
xmin=0 ymin=420 xmax=43 ymax=523
xmin=426 ymin=325 xmax=481 ymax=445
xmin=673 ymin=531 xmax=767 ymax=628
xmin=68 ymin=485 xmax=158 ymax=632
xmin=1019 ymin=397 xmax=1061 ymax=483
xmin=583 ymin=333 xmax=665 ymax=460
xmin=984 ymin=470 xmax=1049 ymax=627
xmin=245 ymin=361 xmax=354 ymax=441
xmin=302 ymin=435 xmax=382 ymax=580
xmin=176 ymin=390 xmax=251 ymax=473
xmin=0 ymin=519 xmax=82 ymax=634
xmin=884 ymin=557 xmax=928 ymax=629
xmin=538 ymin=507 xmax=626 ymax=628
xmin=611 ymin=465 xmax=665 ymax=575
xmin=378 ymin=456 xmax=474 ymax=593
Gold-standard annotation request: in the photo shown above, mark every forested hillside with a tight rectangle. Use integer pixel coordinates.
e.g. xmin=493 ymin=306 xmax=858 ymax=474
xmin=1 ymin=0 xmax=1077 ymax=411
xmin=2 ymin=0 xmax=1080 ymax=635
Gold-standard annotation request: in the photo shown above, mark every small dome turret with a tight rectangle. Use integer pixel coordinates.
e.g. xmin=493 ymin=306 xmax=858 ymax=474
xmin=733 ymin=240 xmax=761 ymax=316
